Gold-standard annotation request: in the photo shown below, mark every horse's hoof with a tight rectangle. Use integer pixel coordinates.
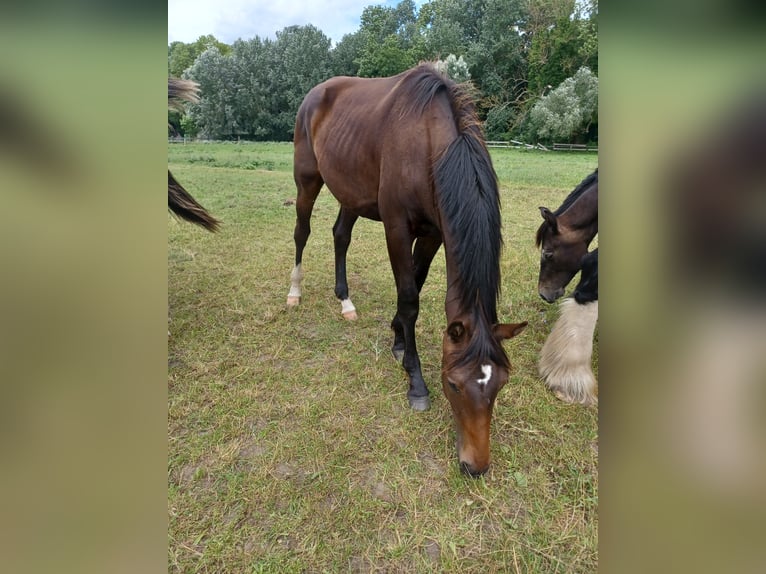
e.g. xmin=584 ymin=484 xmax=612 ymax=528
xmin=286 ymin=296 xmax=301 ymax=307
xmin=391 ymin=347 xmax=404 ymax=363
xmin=408 ymin=395 xmax=431 ymax=411
xmin=340 ymin=299 xmax=356 ymax=320
xmin=553 ymin=388 xmax=597 ymax=406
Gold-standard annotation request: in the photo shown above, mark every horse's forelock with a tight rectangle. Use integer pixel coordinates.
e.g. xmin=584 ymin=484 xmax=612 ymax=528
xmin=535 ymin=221 xmax=548 ymax=247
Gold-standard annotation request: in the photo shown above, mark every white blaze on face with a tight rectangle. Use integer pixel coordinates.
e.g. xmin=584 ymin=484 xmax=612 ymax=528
xmin=477 ymin=364 xmax=492 ymax=386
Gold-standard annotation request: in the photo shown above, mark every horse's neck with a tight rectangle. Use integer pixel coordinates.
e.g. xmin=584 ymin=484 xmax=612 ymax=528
xmin=560 ymin=188 xmax=598 ymax=238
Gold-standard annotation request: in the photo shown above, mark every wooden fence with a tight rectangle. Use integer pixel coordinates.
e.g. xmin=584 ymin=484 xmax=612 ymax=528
xmin=169 ymin=137 xmax=598 ymax=153
xmin=485 ymin=140 xmax=597 ymax=152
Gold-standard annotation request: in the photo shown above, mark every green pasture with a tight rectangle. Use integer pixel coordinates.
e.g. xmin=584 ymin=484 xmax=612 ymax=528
xmin=168 ymin=141 xmax=598 ymax=572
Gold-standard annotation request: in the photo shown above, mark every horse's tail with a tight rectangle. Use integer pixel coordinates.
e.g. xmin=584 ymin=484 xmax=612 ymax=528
xmin=167 ymin=77 xmax=219 ymax=232
xmin=168 ymin=170 xmax=220 ymax=232
xmin=168 ymin=78 xmax=199 ymax=111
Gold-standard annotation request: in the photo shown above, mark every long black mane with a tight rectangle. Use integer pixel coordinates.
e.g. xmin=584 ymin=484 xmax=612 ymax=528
xmin=400 ymin=64 xmax=508 ymax=368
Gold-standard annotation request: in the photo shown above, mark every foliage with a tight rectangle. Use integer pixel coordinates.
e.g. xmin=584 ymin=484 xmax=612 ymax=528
xmin=168 ymin=34 xmax=231 ymax=78
xmin=526 ymin=0 xmax=598 ymax=96
xmin=484 ymin=103 xmax=516 ymax=141
xmin=182 ymin=26 xmax=333 ymax=140
xmin=432 ymin=54 xmax=471 ymax=83
xmin=168 ymin=0 xmax=598 ymax=143
xmin=356 ymin=1 xmax=418 ymax=77
xmin=526 ymin=66 xmax=598 ymax=144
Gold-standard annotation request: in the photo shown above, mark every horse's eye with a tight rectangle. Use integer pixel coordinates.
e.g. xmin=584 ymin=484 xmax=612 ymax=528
xmin=542 ymin=250 xmax=553 ymax=260
xmin=448 ymin=381 xmax=460 ymax=394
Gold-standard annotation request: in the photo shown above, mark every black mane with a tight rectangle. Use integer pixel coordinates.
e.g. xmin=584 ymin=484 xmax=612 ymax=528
xmin=400 ymin=65 xmax=508 ymax=368
xmin=555 ymin=169 xmax=598 ymax=216
xmin=536 ymin=168 xmax=598 ymax=246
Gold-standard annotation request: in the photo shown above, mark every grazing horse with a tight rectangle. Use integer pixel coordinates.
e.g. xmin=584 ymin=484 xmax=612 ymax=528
xmin=286 ymin=63 xmax=527 ymax=476
xmin=167 ymin=78 xmax=219 ymax=232
xmin=536 ymin=170 xmax=598 ymax=405
xmin=536 ymin=169 xmax=598 ymax=302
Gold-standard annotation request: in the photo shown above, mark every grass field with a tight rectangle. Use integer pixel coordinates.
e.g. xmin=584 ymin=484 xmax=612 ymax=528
xmin=168 ymin=141 xmax=598 ymax=573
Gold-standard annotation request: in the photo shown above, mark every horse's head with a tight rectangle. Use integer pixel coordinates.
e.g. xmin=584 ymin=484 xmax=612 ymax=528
xmin=441 ymin=319 xmax=528 ymax=477
xmin=536 ymin=206 xmax=591 ymax=302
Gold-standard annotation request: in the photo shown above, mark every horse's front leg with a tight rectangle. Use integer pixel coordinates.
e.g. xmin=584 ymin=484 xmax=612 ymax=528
xmin=385 ymin=227 xmax=430 ymax=411
xmin=538 ymin=298 xmax=598 ymax=405
xmin=333 ymin=207 xmax=360 ymax=320
xmin=391 ymin=235 xmax=441 ymax=362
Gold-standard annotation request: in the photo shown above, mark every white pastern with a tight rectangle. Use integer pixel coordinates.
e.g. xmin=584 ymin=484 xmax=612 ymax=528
xmin=477 ymin=364 xmax=492 ymax=386
xmin=340 ymin=298 xmax=358 ymax=320
xmin=287 ymin=264 xmax=303 ymax=301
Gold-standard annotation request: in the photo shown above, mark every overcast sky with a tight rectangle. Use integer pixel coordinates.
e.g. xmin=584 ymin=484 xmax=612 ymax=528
xmin=168 ymin=0 xmax=419 ymax=47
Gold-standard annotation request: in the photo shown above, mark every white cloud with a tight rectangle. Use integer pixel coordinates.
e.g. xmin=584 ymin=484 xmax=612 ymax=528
xmin=168 ymin=0 xmax=403 ymax=46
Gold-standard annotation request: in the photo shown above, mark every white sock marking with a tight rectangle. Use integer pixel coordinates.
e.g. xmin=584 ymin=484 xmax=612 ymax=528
xmin=288 ymin=264 xmax=303 ymax=299
xmin=477 ymin=364 xmax=492 ymax=386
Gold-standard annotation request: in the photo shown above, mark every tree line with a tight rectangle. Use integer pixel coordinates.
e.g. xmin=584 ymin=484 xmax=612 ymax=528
xmin=168 ymin=0 xmax=597 ymax=145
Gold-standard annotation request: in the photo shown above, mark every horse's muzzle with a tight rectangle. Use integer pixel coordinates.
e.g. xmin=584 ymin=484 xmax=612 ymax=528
xmin=538 ymin=287 xmax=564 ymax=303
xmin=459 ymin=460 xmax=489 ymax=478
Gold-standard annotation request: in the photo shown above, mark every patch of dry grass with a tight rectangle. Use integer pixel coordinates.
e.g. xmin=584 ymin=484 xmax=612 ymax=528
xmin=169 ymin=144 xmax=598 ymax=572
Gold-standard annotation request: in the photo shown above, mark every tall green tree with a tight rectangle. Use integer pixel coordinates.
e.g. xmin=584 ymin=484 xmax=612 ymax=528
xmin=265 ymin=25 xmax=333 ymax=139
xmin=526 ymin=0 xmax=597 ymax=97
xmin=465 ymin=0 xmax=528 ymax=116
xmin=330 ymin=32 xmax=365 ymax=77
xmin=183 ymin=47 xmax=240 ymax=139
xmin=168 ymin=35 xmax=230 ymax=78
xmin=356 ymin=1 xmax=418 ymax=77
xmin=525 ymin=66 xmax=598 ymax=144
xmin=230 ymin=37 xmax=273 ymax=138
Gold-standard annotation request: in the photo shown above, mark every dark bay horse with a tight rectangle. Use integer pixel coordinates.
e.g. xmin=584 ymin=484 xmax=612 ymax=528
xmin=536 ymin=169 xmax=598 ymax=302
xmin=167 ymin=78 xmax=219 ymax=232
xmin=536 ymin=170 xmax=599 ymax=405
xmin=286 ymin=63 xmax=527 ymax=476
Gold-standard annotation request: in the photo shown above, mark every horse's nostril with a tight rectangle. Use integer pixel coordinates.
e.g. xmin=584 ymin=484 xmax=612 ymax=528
xmin=459 ymin=461 xmax=488 ymax=478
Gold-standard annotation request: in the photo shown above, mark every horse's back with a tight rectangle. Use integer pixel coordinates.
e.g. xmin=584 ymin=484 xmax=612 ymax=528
xmin=294 ymin=67 xmax=458 ymax=220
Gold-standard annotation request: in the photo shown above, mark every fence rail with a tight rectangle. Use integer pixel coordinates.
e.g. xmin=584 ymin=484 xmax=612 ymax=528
xmin=552 ymin=143 xmax=598 ymax=152
xmin=485 ymin=140 xmax=597 ymax=152
xmin=170 ymin=136 xmax=598 ymax=153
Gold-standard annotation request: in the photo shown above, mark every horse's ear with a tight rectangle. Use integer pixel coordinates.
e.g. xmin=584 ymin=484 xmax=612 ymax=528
xmin=494 ymin=321 xmax=528 ymax=341
xmin=539 ymin=207 xmax=558 ymax=234
xmin=447 ymin=321 xmax=466 ymax=343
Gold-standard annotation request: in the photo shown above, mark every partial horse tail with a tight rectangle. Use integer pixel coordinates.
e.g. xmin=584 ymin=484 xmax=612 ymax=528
xmin=167 ymin=77 xmax=219 ymax=232
xmin=168 ymin=78 xmax=199 ymax=110
xmin=538 ymin=297 xmax=598 ymax=405
xmin=168 ymin=170 xmax=220 ymax=232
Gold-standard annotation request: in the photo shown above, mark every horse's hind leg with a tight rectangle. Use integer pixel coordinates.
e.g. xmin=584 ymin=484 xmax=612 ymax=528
xmin=287 ymin=167 xmax=323 ymax=307
xmin=391 ymin=235 xmax=441 ymax=362
xmin=333 ymin=207 xmax=360 ymax=320
xmin=538 ymin=298 xmax=598 ymax=405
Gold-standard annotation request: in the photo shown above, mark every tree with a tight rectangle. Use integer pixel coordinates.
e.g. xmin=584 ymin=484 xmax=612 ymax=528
xmin=464 ymin=0 xmax=528 ymax=117
xmin=433 ymin=54 xmax=471 ymax=83
xmin=356 ymin=1 xmax=418 ymax=77
xmin=330 ymin=32 xmax=365 ymax=77
xmin=183 ymin=47 xmax=240 ymax=139
xmin=526 ymin=0 xmax=597 ymax=96
xmin=525 ymin=66 xmax=598 ymax=143
xmin=265 ymin=25 xmax=333 ymax=139
xmin=168 ymin=35 xmax=230 ymax=78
